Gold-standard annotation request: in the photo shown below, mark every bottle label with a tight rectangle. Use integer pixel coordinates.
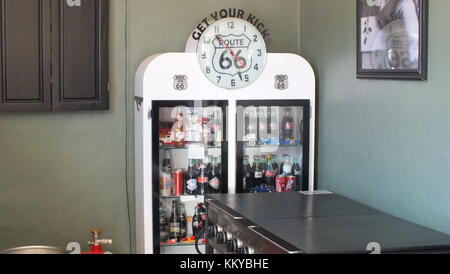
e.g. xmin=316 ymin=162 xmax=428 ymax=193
xmin=294 ymin=170 xmax=301 ymax=176
xmin=169 ymin=223 xmax=180 ymax=233
xmin=209 ymin=177 xmax=220 ymax=190
xmin=197 ymin=177 xmax=209 ymax=183
xmin=285 ymin=122 xmax=294 ymax=130
xmin=187 ymin=179 xmax=197 ymax=191
xmin=265 ymin=170 xmax=275 ymax=177
xmin=254 ymin=171 xmax=263 ymax=178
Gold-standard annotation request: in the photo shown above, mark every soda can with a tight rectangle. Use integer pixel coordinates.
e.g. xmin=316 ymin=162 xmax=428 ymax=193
xmin=160 ymin=173 xmax=172 ymax=197
xmin=275 ymin=175 xmax=286 ymax=193
xmin=285 ymin=175 xmax=297 ymax=192
xmin=173 ymin=169 xmax=186 ymax=196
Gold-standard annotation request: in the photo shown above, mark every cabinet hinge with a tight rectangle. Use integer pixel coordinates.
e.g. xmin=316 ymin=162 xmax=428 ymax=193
xmin=107 ymin=81 xmax=111 ymax=93
xmin=135 ymin=96 xmax=143 ymax=112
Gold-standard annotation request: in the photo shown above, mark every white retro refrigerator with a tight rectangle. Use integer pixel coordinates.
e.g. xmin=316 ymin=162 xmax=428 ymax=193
xmin=135 ymin=53 xmax=316 ymax=254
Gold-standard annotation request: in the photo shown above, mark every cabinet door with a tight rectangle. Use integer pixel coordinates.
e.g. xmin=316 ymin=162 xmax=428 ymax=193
xmin=51 ymin=0 xmax=109 ymax=111
xmin=0 ymin=0 xmax=52 ymax=111
xmin=236 ymin=100 xmax=311 ymax=193
xmin=151 ymin=100 xmax=229 ymax=254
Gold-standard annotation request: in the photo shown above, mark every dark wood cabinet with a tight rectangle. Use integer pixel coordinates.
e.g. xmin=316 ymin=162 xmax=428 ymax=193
xmin=0 ymin=0 xmax=109 ymax=112
xmin=0 ymin=0 xmax=52 ymax=111
xmin=51 ymin=0 xmax=109 ymax=111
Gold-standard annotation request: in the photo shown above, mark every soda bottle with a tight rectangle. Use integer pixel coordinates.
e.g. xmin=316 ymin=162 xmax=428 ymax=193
xmin=243 ymin=155 xmax=254 ymax=191
xmin=202 ymin=117 xmax=212 ymax=146
xmin=281 ymin=108 xmax=295 ymax=142
xmin=244 ymin=107 xmax=258 ymax=146
xmin=168 ymin=200 xmax=181 ymax=242
xmin=205 ymin=155 xmax=213 ymax=175
xmin=271 ymin=154 xmax=279 ymax=175
xmin=171 ymin=112 xmax=186 ymax=148
xmin=197 ymin=163 xmax=209 ymax=195
xmin=213 ymin=123 xmax=222 ymax=147
xmin=264 ymin=154 xmax=276 ymax=189
xmin=178 ymin=202 xmax=187 ymax=239
xmin=199 ymin=203 xmax=207 ymax=228
xmin=159 ymin=206 xmax=169 ymax=243
xmin=185 ymin=159 xmax=198 ymax=195
xmin=244 ymin=111 xmax=250 ymax=137
xmin=257 ymin=107 xmax=266 ymax=144
xmin=269 ymin=107 xmax=280 ymax=144
xmin=292 ymin=156 xmax=302 ymax=190
xmin=253 ymin=156 xmax=263 ymax=187
xmin=260 ymin=154 xmax=267 ymax=175
xmin=215 ymin=157 xmax=222 ymax=183
xmin=192 ymin=205 xmax=201 ymax=237
xmin=192 ymin=204 xmax=205 ymax=237
xmin=160 ymin=150 xmax=173 ymax=197
xmin=211 ymin=109 xmax=223 ymax=147
xmin=208 ymin=157 xmax=221 ymax=193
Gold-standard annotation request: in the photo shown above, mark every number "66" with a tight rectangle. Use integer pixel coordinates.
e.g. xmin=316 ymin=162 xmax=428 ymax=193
xmin=66 ymin=0 xmax=81 ymax=7
xmin=219 ymin=50 xmax=247 ymax=70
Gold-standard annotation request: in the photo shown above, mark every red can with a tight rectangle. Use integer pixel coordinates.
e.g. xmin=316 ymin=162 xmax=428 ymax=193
xmin=173 ymin=169 xmax=186 ymax=196
xmin=285 ymin=176 xmax=297 ymax=192
xmin=275 ymin=175 xmax=286 ymax=193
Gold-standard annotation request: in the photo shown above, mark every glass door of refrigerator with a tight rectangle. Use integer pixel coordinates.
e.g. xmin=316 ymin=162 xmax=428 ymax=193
xmin=152 ymin=100 xmax=228 ymax=254
xmin=237 ymin=100 xmax=310 ymax=194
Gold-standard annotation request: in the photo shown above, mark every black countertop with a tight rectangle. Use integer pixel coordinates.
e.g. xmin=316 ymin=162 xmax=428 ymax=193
xmin=207 ymin=192 xmax=450 ymax=254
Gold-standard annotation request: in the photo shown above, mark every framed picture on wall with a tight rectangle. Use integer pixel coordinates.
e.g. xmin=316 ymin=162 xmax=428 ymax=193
xmin=357 ymin=0 xmax=428 ymax=80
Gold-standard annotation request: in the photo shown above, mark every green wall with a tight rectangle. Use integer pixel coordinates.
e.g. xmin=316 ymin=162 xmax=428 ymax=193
xmin=301 ymin=0 xmax=450 ymax=235
xmin=0 ymin=0 xmax=131 ymax=253
xmin=0 ymin=0 xmax=301 ymax=253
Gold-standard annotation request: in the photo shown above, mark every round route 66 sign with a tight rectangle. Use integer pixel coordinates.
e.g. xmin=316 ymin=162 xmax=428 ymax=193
xmin=197 ymin=18 xmax=267 ymax=90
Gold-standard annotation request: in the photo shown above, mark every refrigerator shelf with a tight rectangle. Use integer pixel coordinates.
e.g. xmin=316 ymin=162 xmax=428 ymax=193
xmin=161 ymin=242 xmax=205 ymax=247
xmin=160 ymin=195 xmax=205 ymax=202
xmin=243 ymin=144 xmax=303 ymax=149
xmin=159 ymin=146 xmax=222 ymax=150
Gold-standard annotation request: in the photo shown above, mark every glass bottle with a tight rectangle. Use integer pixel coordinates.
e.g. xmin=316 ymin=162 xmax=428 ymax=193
xmin=159 ymin=206 xmax=169 ymax=243
xmin=271 ymin=154 xmax=279 ymax=175
xmin=292 ymin=156 xmax=302 ymax=190
xmin=281 ymin=108 xmax=295 ymax=142
xmin=192 ymin=204 xmax=203 ymax=237
xmin=160 ymin=150 xmax=173 ymax=197
xmin=264 ymin=154 xmax=276 ymax=189
xmin=197 ymin=163 xmax=209 ymax=195
xmin=178 ymin=202 xmax=187 ymax=239
xmin=243 ymin=155 xmax=253 ymax=191
xmin=208 ymin=157 xmax=221 ymax=193
xmin=168 ymin=200 xmax=181 ymax=242
xmin=185 ymin=159 xmax=198 ymax=195
xmin=253 ymin=156 xmax=263 ymax=187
